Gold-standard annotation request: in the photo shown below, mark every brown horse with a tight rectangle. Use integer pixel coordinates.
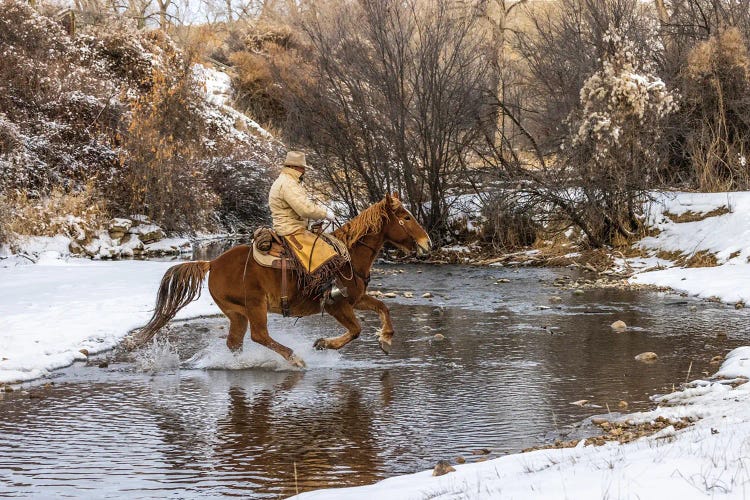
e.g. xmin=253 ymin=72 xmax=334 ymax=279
xmin=129 ymin=193 xmax=431 ymax=368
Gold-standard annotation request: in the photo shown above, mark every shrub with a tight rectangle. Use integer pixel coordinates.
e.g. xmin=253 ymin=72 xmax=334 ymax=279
xmin=1 ymin=183 xmax=106 ymax=240
xmin=681 ymin=28 xmax=750 ymax=190
xmin=557 ymin=27 xmax=677 ymax=246
xmin=115 ymin=68 xmax=219 ymax=232
xmin=481 ymin=197 xmax=538 ymax=250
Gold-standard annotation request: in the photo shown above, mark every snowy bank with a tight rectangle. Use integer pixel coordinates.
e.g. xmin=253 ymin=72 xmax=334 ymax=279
xmin=0 ymin=254 xmax=216 ymax=384
xmin=630 ymin=191 xmax=750 ymax=304
xmin=295 ymin=348 xmax=750 ymax=499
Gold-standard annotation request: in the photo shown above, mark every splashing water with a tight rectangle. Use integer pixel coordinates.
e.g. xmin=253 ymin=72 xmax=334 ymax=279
xmin=133 ymin=337 xmax=181 ymax=373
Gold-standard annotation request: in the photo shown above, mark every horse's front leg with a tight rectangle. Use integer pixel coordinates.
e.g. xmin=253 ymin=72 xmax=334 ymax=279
xmin=314 ymin=302 xmax=362 ymax=351
xmin=354 ymin=294 xmax=394 ymax=354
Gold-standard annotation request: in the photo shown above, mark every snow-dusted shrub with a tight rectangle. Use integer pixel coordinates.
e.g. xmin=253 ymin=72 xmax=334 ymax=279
xmin=207 ymin=153 xmax=273 ymax=231
xmin=0 ymin=0 xmax=277 ymax=237
xmin=1 ymin=183 xmax=106 ymax=239
xmin=559 ymin=27 xmax=677 ymax=246
xmin=681 ymin=28 xmax=750 ymax=191
xmin=227 ymin=21 xmax=302 ymax=126
xmin=115 ymin=68 xmax=219 ymax=232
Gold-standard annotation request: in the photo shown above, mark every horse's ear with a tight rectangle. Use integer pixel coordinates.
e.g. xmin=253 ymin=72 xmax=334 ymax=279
xmin=392 ymin=191 xmax=400 ymax=200
xmin=384 ymin=192 xmax=393 ymax=208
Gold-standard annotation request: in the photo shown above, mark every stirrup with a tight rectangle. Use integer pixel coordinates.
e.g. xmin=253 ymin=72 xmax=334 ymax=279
xmin=330 ymin=285 xmax=348 ymax=301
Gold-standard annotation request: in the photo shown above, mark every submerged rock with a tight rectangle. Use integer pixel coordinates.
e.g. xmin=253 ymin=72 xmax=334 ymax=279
xmin=635 ymin=352 xmax=658 ymax=362
xmin=432 ymin=460 xmax=456 ymax=477
xmin=618 ymin=400 xmax=629 ymax=410
xmin=549 ymin=296 xmax=563 ymax=303
xmin=611 ymin=320 xmax=627 ymax=332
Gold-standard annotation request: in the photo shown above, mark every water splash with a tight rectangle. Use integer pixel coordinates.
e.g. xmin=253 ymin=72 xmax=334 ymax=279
xmin=133 ymin=337 xmax=181 ymax=373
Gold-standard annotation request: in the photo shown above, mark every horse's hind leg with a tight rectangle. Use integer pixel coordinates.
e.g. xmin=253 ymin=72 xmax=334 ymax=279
xmin=247 ymin=301 xmax=306 ymax=368
xmin=225 ymin=311 xmax=248 ymax=352
xmin=314 ymin=302 xmax=362 ymax=351
xmin=354 ymin=294 xmax=394 ymax=354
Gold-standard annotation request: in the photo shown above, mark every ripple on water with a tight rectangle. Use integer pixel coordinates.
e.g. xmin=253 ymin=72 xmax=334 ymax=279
xmin=1 ymin=264 xmax=749 ymax=498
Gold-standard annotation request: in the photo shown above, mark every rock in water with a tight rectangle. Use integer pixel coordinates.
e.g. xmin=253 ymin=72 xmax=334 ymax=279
xmin=422 ymin=292 xmax=433 ymax=298
xmin=618 ymin=400 xmax=628 ymax=410
xmin=433 ymin=333 xmax=446 ymax=341
xmin=382 ymin=292 xmax=397 ymax=298
xmin=455 ymin=456 xmax=466 ymax=464
xmin=403 ymin=292 xmax=414 ymax=298
xmin=635 ymin=352 xmax=658 ymax=362
xmin=611 ymin=320 xmax=627 ymax=332
xmin=574 ymin=289 xmax=585 ymax=296
xmin=549 ymin=296 xmax=563 ymax=303
xmin=432 ymin=460 xmax=456 ymax=477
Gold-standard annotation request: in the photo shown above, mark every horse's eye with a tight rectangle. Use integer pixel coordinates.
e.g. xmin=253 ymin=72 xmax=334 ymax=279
xmin=404 ymin=215 xmax=411 ymax=221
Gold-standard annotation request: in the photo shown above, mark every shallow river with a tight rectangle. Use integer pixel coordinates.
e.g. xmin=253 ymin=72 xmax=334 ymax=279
xmin=1 ymin=262 xmax=749 ymax=498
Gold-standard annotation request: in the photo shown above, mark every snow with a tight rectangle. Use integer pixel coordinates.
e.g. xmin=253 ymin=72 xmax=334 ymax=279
xmin=630 ymin=191 xmax=750 ymax=304
xmin=193 ymin=63 xmax=273 ymax=140
xmin=295 ymin=348 xmax=750 ymax=499
xmin=0 ymin=256 xmax=216 ymax=384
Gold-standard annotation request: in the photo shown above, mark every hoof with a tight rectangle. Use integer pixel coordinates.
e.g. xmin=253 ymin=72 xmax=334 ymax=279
xmin=379 ymin=340 xmax=391 ymax=355
xmin=288 ymin=353 xmax=307 ymax=369
xmin=313 ymin=338 xmax=328 ymax=350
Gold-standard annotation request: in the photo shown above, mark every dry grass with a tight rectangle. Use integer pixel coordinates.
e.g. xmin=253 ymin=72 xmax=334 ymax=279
xmin=664 ymin=206 xmax=730 ymax=223
xmin=655 ymin=249 xmax=719 ymax=267
xmin=1 ymin=183 xmax=107 ymax=240
xmin=685 ymin=251 xmax=719 ymax=268
xmin=656 ymin=249 xmax=685 ymax=263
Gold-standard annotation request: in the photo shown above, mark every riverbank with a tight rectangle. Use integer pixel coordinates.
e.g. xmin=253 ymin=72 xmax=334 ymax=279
xmin=0 ymin=254 xmax=217 ymax=384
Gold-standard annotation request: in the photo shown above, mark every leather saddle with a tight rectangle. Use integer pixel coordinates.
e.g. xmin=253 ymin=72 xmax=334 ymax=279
xmin=252 ymin=227 xmax=286 ymax=268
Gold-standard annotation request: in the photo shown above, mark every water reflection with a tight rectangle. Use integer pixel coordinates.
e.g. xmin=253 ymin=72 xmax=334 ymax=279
xmin=1 ymin=264 xmax=749 ymax=498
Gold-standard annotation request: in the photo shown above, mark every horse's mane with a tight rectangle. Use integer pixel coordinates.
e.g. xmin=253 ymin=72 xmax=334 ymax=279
xmin=333 ymin=199 xmax=389 ymax=248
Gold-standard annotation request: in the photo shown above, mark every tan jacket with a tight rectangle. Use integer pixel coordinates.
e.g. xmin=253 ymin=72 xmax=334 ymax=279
xmin=268 ymin=167 xmax=327 ymax=236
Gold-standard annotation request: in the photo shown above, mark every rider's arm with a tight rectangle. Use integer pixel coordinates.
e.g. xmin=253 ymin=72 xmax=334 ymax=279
xmin=283 ymin=180 xmax=327 ymax=220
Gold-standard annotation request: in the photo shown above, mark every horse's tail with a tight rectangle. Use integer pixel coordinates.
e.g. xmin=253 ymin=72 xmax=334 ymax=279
xmin=125 ymin=261 xmax=211 ymax=349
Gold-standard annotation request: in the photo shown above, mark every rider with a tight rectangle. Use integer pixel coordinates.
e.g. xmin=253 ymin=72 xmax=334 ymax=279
xmin=269 ymin=151 xmax=334 ymax=236
xmin=268 ymin=151 xmax=346 ymax=301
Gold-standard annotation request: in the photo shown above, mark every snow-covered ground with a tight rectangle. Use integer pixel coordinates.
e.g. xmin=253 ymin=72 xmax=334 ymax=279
xmin=630 ymin=191 xmax=750 ymax=304
xmin=0 ymin=252 xmax=216 ymax=384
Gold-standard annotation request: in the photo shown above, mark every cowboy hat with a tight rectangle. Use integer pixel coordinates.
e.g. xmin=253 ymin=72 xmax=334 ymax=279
xmin=284 ymin=151 xmax=309 ymax=169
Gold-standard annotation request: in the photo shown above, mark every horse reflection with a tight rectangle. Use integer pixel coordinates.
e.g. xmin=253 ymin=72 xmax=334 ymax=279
xmin=213 ymin=372 xmax=383 ymax=496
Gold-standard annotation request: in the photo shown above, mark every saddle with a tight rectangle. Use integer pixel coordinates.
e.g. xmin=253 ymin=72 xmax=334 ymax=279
xmin=252 ymin=227 xmax=350 ymax=316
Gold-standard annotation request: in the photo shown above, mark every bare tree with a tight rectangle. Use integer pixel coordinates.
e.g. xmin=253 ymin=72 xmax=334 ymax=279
xmin=276 ymin=0 xmax=492 ymax=241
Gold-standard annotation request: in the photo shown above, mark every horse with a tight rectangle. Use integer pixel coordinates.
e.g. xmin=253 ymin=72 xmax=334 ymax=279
xmin=128 ymin=193 xmax=432 ymax=368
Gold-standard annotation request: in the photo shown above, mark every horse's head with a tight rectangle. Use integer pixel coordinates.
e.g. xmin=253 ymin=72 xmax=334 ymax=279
xmin=383 ymin=193 xmax=432 ymax=256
